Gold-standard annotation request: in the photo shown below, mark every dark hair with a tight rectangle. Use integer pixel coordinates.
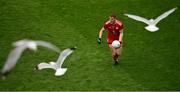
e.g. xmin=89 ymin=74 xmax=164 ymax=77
xmin=110 ymin=14 xmax=117 ymax=19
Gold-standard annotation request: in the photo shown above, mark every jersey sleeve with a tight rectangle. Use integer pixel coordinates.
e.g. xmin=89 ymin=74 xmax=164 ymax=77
xmin=120 ymin=23 xmax=124 ymax=30
xmin=117 ymin=21 xmax=124 ymax=30
xmin=103 ymin=23 xmax=108 ymax=29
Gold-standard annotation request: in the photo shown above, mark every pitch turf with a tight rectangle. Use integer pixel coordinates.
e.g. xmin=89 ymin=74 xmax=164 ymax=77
xmin=0 ymin=0 xmax=180 ymax=91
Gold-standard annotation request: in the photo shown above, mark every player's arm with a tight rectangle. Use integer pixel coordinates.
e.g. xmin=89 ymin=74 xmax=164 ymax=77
xmin=97 ymin=27 xmax=105 ymax=44
xmin=119 ymin=29 xmax=123 ymax=44
xmin=99 ymin=27 xmax=105 ymax=38
xmin=117 ymin=20 xmax=124 ymax=44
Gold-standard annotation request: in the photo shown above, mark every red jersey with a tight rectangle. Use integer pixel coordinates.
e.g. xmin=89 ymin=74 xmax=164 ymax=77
xmin=104 ymin=21 xmax=124 ymax=44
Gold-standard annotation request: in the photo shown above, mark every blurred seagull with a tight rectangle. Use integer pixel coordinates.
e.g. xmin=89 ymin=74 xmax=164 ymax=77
xmin=0 ymin=39 xmax=60 ymax=76
xmin=124 ymin=7 xmax=177 ymax=32
xmin=37 ymin=47 xmax=76 ymax=76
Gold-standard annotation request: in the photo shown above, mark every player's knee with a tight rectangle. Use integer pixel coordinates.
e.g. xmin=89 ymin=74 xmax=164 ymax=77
xmin=112 ymin=52 xmax=117 ymax=57
xmin=112 ymin=53 xmax=118 ymax=57
xmin=115 ymin=51 xmax=120 ymax=56
xmin=116 ymin=53 xmax=119 ymax=56
xmin=112 ymin=54 xmax=116 ymax=57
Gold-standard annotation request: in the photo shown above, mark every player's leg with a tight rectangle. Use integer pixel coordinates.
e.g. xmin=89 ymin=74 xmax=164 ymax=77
xmin=108 ymin=44 xmax=118 ymax=64
xmin=115 ymin=42 xmax=123 ymax=63
xmin=115 ymin=47 xmax=122 ymax=61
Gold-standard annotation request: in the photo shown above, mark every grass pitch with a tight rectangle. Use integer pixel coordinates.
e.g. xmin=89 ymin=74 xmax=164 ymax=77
xmin=0 ymin=0 xmax=180 ymax=91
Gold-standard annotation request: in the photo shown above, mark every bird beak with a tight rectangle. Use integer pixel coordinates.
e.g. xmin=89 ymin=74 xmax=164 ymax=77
xmin=70 ymin=47 xmax=77 ymax=50
xmin=0 ymin=70 xmax=10 ymax=80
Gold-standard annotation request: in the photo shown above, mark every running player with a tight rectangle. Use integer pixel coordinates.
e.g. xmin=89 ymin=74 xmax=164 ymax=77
xmin=97 ymin=15 xmax=124 ymax=65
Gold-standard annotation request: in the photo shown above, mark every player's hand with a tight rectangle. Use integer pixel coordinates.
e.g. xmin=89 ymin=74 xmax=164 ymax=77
xmin=119 ymin=41 xmax=123 ymax=47
xmin=97 ymin=38 xmax=102 ymax=44
xmin=119 ymin=41 xmax=122 ymax=44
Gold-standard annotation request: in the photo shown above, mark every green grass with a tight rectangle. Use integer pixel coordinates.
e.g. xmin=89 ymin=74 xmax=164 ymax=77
xmin=0 ymin=0 xmax=180 ymax=91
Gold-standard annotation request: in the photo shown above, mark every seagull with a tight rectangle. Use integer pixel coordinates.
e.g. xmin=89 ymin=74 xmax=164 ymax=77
xmin=124 ymin=7 xmax=177 ymax=32
xmin=36 ymin=47 xmax=76 ymax=76
xmin=0 ymin=39 xmax=60 ymax=76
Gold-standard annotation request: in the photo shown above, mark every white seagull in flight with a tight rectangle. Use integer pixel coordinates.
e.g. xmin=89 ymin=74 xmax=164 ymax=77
xmin=36 ymin=47 xmax=76 ymax=76
xmin=0 ymin=39 xmax=60 ymax=76
xmin=124 ymin=7 xmax=177 ymax=32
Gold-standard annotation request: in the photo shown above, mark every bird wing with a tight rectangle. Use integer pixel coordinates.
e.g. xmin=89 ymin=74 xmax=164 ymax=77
xmin=37 ymin=62 xmax=56 ymax=70
xmin=1 ymin=46 xmax=26 ymax=75
xmin=35 ymin=41 xmax=60 ymax=53
xmin=56 ymin=48 xmax=76 ymax=67
xmin=124 ymin=14 xmax=150 ymax=24
xmin=154 ymin=7 xmax=177 ymax=25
